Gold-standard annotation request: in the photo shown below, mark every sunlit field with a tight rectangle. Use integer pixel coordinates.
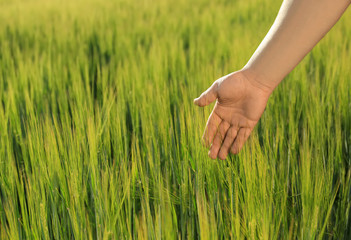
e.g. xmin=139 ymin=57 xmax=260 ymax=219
xmin=0 ymin=0 xmax=350 ymax=239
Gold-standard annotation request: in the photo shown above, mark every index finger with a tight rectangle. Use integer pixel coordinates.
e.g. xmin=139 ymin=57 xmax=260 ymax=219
xmin=202 ymin=111 xmax=222 ymax=147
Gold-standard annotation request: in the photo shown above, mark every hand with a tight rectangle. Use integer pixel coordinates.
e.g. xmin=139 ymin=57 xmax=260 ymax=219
xmin=193 ymin=70 xmax=272 ymax=160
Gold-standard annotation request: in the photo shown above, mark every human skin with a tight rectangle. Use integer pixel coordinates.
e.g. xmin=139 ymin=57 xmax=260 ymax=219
xmin=194 ymin=0 xmax=351 ymax=160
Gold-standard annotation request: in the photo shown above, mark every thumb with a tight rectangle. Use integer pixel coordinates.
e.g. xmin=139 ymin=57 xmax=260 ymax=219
xmin=193 ymin=82 xmax=218 ymax=107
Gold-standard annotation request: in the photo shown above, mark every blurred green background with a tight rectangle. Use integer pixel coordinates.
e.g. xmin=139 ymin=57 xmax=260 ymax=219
xmin=0 ymin=0 xmax=350 ymax=239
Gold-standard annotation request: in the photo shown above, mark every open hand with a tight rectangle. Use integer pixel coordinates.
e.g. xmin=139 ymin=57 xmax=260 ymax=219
xmin=194 ymin=70 xmax=272 ymax=160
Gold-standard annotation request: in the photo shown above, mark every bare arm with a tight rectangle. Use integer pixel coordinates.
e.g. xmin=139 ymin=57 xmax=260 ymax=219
xmin=243 ymin=0 xmax=351 ymax=92
xmin=194 ymin=0 xmax=350 ymax=160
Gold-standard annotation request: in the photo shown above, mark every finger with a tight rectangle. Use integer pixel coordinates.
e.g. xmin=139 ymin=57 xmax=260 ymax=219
xmin=202 ymin=111 xmax=222 ymax=147
xmin=218 ymin=127 xmax=238 ymax=160
xmin=209 ymin=121 xmax=230 ymax=159
xmin=230 ymin=128 xmax=251 ymax=155
xmin=193 ymin=82 xmax=218 ymax=107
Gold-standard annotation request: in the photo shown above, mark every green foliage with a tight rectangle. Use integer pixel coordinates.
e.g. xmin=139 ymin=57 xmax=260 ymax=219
xmin=0 ymin=0 xmax=350 ymax=239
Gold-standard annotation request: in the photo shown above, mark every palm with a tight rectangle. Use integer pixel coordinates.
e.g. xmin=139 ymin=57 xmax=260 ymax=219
xmin=194 ymin=71 xmax=271 ymax=160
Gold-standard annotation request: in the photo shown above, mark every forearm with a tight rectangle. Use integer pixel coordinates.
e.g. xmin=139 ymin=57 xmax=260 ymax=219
xmin=241 ymin=0 xmax=350 ymax=93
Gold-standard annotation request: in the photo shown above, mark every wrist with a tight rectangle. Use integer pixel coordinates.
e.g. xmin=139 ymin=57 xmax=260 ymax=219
xmin=240 ymin=66 xmax=277 ymax=96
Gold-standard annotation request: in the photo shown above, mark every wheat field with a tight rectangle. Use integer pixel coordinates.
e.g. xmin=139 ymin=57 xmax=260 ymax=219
xmin=0 ymin=0 xmax=350 ymax=239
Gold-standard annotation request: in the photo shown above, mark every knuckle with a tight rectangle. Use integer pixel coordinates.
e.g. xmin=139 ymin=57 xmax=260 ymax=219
xmin=230 ymin=128 xmax=238 ymax=138
xmin=208 ymin=122 xmax=218 ymax=130
xmin=213 ymin=135 xmax=221 ymax=145
xmin=219 ymin=132 xmax=226 ymax=141
xmin=213 ymin=81 xmax=220 ymax=91
xmin=227 ymin=129 xmax=233 ymax=138
xmin=219 ymin=123 xmax=227 ymax=132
